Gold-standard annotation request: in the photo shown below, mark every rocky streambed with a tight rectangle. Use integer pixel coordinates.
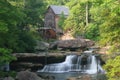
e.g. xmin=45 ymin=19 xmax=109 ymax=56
xmin=1 ymin=70 xmax=107 ymax=80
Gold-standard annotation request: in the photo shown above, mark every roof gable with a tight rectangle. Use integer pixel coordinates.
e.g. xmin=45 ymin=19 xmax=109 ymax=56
xmin=50 ymin=5 xmax=69 ymax=16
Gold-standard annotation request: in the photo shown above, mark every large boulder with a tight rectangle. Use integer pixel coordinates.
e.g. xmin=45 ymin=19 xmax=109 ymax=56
xmin=50 ymin=39 xmax=94 ymax=50
xmin=35 ymin=41 xmax=49 ymax=51
xmin=16 ymin=71 xmax=44 ymax=80
xmin=3 ymin=77 xmax=14 ymax=80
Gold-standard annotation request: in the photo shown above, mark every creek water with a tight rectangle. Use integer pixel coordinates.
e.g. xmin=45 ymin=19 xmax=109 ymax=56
xmin=37 ymin=72 xmax=106 ymax=80
xmin=37 ymin=52 xmax=106 ymax=80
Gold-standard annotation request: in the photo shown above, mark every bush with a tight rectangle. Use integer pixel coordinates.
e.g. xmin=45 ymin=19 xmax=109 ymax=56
xmin=0 ymin=71 xmax=16 ymax=78
xmin=0 ymin=48 xmax=16 ymax=65
xmin=103 ymin=56 xmax=120 ymax=80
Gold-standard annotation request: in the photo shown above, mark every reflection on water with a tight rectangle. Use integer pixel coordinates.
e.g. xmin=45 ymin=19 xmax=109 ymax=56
xmin=37 ymin=72 xmax=107 ymax=80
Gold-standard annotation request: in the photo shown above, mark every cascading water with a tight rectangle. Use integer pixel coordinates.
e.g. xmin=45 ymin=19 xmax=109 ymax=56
xmin=38 ymin=53 xmax=105 ymax=74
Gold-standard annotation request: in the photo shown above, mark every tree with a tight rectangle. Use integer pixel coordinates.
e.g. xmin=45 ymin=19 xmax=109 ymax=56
xmin=23 ymin=0 xmax=45 ymax=28
xmin=64 ymin=0 xmax=91 ymax=37
xmin=15 ymin=31 xmax=36 ymax=53
xmin=90 ymin=0 xmax=120 ymax=52
xmin=0 ymin=0 xmax=25 ymax=51
xmin=44 ymin=0 xmax=70 ymax=5
xmin=0 ymin=0 xmax=37 ymax=53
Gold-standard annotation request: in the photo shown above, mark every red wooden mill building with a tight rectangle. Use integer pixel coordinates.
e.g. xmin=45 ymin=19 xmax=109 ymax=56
xmin=38 ymin=5 xmax=69 ymax=39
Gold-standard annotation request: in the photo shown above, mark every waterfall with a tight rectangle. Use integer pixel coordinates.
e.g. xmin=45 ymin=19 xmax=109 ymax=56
xmin=38 ymin=54 xmax=105 ymax=74
xmin=86 ymin=56 xmax=98 ymax=74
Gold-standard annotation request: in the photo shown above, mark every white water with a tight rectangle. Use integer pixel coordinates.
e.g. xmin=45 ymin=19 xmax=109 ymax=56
xmin=39 ymin=54 xmax=105 ymax=74
xmin=86 ymin=56 xmax=98 ymax=74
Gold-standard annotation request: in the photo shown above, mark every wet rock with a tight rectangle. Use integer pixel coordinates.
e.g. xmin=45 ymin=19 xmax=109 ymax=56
xmin=10 ymin=53 xmax=65 ymax=71
xmin=67 ymin=77 xmax=76 ymax=80
xmin=67 ymin=75 xmax=92 ymax=80
xmin=16 ymin=71 xmax=44 ymax=80
xmin=3 ymin=76 xmax=14 ymax=80
xmin=81 ymin=75 xmax=92 ymax=80
xmin=39 ymin=75 xmax=55 ymax=80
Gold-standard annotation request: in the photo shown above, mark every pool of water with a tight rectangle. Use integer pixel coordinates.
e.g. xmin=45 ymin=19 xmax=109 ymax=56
xmin=37 ymin=72 xmax=107 ymax=80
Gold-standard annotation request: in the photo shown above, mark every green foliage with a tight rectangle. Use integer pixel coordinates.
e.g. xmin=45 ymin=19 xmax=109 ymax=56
xmin=90 ymin=0 xmax=120 ymax=52
xmin=63 ymin=0 xmax=120 ymax=53
xmin=0 ymin=48 xmax=16 ymax=65
xmin=0 ymin=0 xmax=37 ymax=53
xmin=0 ymin=0 xmax=24 ymax=51
xmin=58 ymin=12 xmax=66 ymax=30
xmin=104 ymin=56 xmax=120 ymax=80
xmin=64 ymin=0 xmax=92 ymax=37
xmin=85 ymin=23 xmax=100 ymax=41
xmin=15 ymin=31 xmax=36 ymax=53
xmin=23 ymin=0 xmax=45 ymax=27
xmin=45 ymin=0 xmax=70 ymax=5
xmin=0 ymin=71 xmax=16 ymax=77
xmin=0 ymin=0 xmax=120 ymax=53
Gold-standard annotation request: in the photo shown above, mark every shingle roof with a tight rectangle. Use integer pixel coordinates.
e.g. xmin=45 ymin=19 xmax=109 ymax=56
xmin=50 ymin=5 xmax=69 ymax=16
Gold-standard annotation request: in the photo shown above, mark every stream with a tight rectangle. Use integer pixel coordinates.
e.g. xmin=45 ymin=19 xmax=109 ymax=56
xmin=37 ymin=51 xmax=107 ymax=80
xmin=37 ymin=71 xmax=106 ymax=80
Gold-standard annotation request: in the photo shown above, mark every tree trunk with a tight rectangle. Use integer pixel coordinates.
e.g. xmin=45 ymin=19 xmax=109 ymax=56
xmin=86 ymin=2 xmax=89 ymax=27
